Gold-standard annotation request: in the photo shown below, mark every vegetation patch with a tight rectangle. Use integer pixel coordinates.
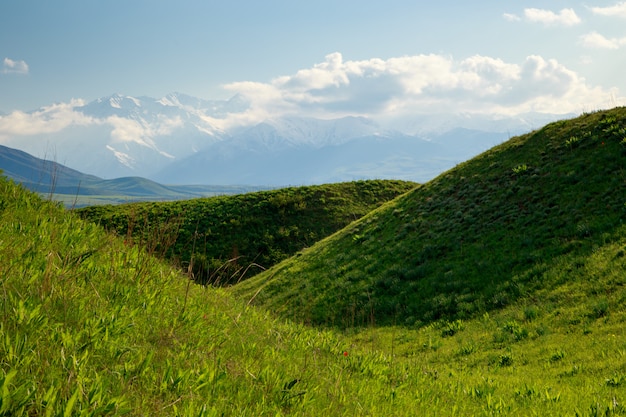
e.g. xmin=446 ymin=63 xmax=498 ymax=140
xmin=76 ymin=180 xmax=415 ymax=285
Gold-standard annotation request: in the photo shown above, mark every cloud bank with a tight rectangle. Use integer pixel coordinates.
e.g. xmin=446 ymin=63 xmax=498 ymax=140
xmin=224 ymin=52 xmax=619 ymax=123
xmin=0 ymin=53 xmax=621 ymax=139
xmin=0 ymin=100 xmax=94 ymax=139
xmin=2 ymin=57 xmax=29 ymax=75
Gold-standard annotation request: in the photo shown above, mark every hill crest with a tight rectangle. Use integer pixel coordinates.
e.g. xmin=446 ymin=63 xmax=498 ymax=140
xmin=234 ymin=107 xmax=626 ymax=327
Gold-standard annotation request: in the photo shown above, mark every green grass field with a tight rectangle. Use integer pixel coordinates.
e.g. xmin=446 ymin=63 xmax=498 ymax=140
xmin=0 ymin=107 xmax=625 ymax=415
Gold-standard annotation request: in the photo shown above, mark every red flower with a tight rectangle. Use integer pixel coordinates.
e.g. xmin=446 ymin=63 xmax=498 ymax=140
xmin=343 ymin=351 xmax=348 ymax=357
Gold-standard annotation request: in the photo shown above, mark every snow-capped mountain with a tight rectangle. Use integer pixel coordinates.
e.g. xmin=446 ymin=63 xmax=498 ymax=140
xmin=0 ymin=93 xmax=239 ymax=178
xmin=225 ymin=116 xmax=391 ymax=151
xmin=0 ymin=92 xmax=568 ymax=185
xmin=152 ymin=116 xmax=507 ymax=185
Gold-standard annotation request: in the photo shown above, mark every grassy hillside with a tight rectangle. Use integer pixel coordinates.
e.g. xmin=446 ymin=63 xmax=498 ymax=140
xmin=3 ymin=109 xmax=626 ymax=415
xmin=234 ymin=107 xmax=626 ymax=327
xmin=0 ymin=176 xmax=413 ymax=415
xmin=76 ymin=180 xmax=416 ymax=285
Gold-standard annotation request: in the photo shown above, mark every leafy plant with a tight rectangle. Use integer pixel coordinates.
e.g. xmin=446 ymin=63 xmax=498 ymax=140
xmin=512 ymin=163 xmax=529 ymax=174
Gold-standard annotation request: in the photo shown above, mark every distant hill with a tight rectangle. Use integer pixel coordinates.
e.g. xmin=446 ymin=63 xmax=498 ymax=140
xmin=233 ymin=107 xmax=626 ymax=327
xmin=0 ymin=144 xmax=266 ymax=206
xmin=0 ymin=143 xmax=101 ymax=194
xmin=76 ymin=180 xmax=417 ymax=285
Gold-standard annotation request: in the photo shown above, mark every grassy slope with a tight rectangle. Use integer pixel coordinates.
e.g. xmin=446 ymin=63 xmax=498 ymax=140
xmin=234 ymin=108 xmax=626 ymax=327
xmin=3 ymin=109 xmax=626 ymax=416
xmin=1 ymin=177 xmax=417 ymax=416
xmin=75 ymin=180 xmax=416 ymax=285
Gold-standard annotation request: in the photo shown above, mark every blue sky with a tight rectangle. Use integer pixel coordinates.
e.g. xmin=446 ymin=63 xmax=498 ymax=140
xmin=1 ymin=1 xmax=625 ymax=122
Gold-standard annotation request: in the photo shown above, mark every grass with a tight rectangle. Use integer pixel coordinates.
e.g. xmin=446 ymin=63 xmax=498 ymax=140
xmin=75 ymin=180 xmax=416 ymax=285
xmin=1 ymin=107 xmax=626 ymax=415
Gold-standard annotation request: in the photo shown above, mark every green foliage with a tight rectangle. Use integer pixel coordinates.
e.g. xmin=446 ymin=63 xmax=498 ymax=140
xmin=502 ymin=320 xmax=529 ymax=342
xmin=512 ymin=163 xmax=529 ymax=174
xmin=76 ymin=180 xmax=415 ymax=286
xmin=440 ymin=319 xmax=464 ymax=337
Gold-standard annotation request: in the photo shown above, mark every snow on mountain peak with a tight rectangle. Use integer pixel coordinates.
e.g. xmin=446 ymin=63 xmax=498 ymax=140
xmin=92 ymin=94 xmax=143 ymax=110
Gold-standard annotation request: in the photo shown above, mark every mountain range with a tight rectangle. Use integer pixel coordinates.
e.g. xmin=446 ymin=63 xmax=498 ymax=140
xmin=0 ymin=92 xmax=572 ymax=186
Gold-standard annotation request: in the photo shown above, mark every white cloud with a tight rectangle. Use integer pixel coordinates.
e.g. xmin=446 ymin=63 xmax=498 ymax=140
xmin=0 ymin=97 xmax=185 ymax=151
xmin=0 ymin=100 xmax=94 ymax=140
xmin=2 ymin=57 xmax=29 ymax=75
xmin=580 ymin=31 xmax=626 ymax=49
xmin=524 ymin=8 xmax=581 ymax=26
xmin=503 ymin=13 xmax=521 ymax=22
xmin=0 ymin=53 xmax=621 ymax=138
xmin=591 ymin=2 xmax=626 ymax=18
xmin=223 ymin=52 xmax=619 ymax=121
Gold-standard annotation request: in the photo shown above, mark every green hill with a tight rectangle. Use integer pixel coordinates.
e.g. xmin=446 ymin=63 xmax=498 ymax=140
xmin=234 ymin=108 xmax=626 ymax=327
xmin=3 ymin=108 xmax=626 ymax=416
xmin=0 ymin=176 xmax=379 ymax=415
xmin=75 ymin=180 xmax=417 ymax=285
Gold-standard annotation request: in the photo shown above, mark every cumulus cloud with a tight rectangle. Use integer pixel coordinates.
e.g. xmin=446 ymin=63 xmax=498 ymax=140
xmin=580 ymin=31 xmax=626 ymax=49
xmin=523 ymin=8 xmax=581 ymax=26
xmin=591 ymin=2 xmax=626 ymax=18
xmin=223 ymin=52 xmax=619 ymax=121
xmin=0 ymin=97 xmax=185 ymax=151
xmin=2 ymin=57 xmax=29 ymax=75
xmin=0 ymin=100 xmax=94 ymax=140
xmin=0 ymin=53 xmax=621 ymax=137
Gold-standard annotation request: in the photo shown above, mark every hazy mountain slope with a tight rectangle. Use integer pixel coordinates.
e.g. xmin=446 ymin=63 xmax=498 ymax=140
xmin=0 ymin=144 xmax=266 ymax=206
xmin=0 ymin=143 xmax=101 ymax=194
xmin=233 ymin=107 xmax=626 ymax=327
xmin=0 ymin=93 xmax=231 ymax=179
xmin=153 ymin=120 xmax=505 ymax=185
xmin=76 ymin=180 xmax=417 ymax=285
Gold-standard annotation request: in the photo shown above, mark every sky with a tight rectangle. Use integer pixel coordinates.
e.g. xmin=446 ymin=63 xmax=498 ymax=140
xmin=1 ymin=0 xmax=626 ymax=127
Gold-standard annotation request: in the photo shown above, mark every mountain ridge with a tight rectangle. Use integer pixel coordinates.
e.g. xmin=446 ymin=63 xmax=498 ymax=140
xmin=0 ymin=143 xmax=266 ymax=206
